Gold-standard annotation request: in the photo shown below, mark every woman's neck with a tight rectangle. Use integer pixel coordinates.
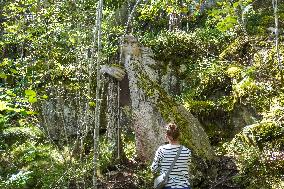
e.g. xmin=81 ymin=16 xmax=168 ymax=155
xmin=169 ymin=140 xmax=179 ymax=145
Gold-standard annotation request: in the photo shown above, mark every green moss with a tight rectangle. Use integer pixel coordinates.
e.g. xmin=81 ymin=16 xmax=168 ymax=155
xmin=142 ymin=29 xmax=229 ymax=66
xmin=223 ymin=120 xmax=284 ymax=188
xmin=184 ymin=100 xmax=215 ymax=114
xmin=137 ymin=67 xmax=214 ymax=160
xmin=252 ymin=122 xmax=284 ymax=144
xmin=219 ymin=36 xmax=249 ymax=61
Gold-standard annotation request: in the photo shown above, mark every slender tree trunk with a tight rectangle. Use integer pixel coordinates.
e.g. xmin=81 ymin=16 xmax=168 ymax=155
xmin=125 ymin=0 xmax=141 ymax=33
xmin=273 ymin=0 xmax=283 ymax=87
xmin=93 ymin=0 xmax=103 ymax=188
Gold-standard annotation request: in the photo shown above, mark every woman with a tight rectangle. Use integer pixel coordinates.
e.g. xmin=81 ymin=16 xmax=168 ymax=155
xmin=151 ymin=123 xmax=191 ymax=189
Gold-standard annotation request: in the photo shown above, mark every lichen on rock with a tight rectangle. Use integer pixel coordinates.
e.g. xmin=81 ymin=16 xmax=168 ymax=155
xmin=121 ymin=34 xmax=215 ymax=161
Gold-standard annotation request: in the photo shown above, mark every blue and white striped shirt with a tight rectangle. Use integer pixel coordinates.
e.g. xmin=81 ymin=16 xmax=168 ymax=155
xmin=151 ymin=144 xmax=191 ymax=188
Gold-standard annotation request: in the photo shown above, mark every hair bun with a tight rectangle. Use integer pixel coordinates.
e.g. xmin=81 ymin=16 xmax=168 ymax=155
xmin=166 ymin=123 xmax=180 ymax=140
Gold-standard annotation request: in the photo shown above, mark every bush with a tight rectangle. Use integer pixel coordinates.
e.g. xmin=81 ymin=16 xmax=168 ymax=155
xmin=223 ymin=121 xmax=284 ymax=189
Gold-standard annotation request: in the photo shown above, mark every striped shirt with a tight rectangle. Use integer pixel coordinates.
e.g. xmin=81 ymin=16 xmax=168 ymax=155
xmin=151 ymin=144 xmax=191 ymax=189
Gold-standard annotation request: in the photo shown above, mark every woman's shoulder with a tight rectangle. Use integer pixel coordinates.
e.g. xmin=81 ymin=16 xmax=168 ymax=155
xmin=158 ymin=144 xmax=170 ymax=150
xmin=158 ymin=144 xmax=191 ymax=153
xmin=156 ymin=144 xmax=174 ymax=152
xmin=181 ymin=145 xmax=191 ymax=154
xmin=181 ymin=145 xmax=190 ymax=150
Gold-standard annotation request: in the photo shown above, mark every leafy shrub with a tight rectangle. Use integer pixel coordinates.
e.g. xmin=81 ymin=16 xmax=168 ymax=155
xmin=143 ymin=28 xmax=229 ymax=65
xmin=223 ymin=121 xmax=284 ymax=189
xmin=3 ymin=170 xmax=33 ymax=189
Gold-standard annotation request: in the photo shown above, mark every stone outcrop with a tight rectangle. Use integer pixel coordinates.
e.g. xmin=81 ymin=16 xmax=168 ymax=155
xmin=38 ymin=93 xmax=94 ymax=141
xmin=116 ymin=35 xmax=215 ymax=161
xmin=38 ymin=34 xmax=215 ymax=162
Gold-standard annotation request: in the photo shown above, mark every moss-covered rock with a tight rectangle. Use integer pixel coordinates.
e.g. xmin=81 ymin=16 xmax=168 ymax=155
xmin=121 ymin=35 xmax=215 ymax=161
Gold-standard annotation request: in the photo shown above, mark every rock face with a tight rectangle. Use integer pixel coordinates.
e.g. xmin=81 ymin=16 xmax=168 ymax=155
xmin=120 ymin=35 xmax=215 ymax=161
xmin=37 ymin=34 xmax=214 ymax=162
xmin=120 ymin=36 xmax=166 ymax=161
xmin=38 ymin=93 xmax=94 ymax=141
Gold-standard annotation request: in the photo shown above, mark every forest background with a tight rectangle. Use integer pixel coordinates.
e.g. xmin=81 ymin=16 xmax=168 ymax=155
xmin=0 ymin=0 xmax=283 ymax=189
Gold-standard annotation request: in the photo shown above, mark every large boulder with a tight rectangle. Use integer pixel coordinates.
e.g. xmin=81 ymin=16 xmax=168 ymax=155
xmin=118 ymin=35 xmax=215 ymax=161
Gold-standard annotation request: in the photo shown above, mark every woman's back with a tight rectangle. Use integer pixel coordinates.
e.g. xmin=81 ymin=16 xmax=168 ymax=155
xmin=151 ymin=144 xmax=191 ymax=188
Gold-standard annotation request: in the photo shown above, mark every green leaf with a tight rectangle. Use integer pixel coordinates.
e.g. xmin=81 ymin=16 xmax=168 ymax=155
xmin=0 ymin=101 xmax=8 ymax=111
xmin=27 ymin=111 xmax=37 ymax=115
xmin=41 ymin=95 xmax=48 ymax=99
xmin=25 ymin=89 xmax=36 ymax=97
xmin=6 ymin=90 xmax=16 ymax=97
xmin=166 ymin=6 xmax=174 ymax=14
xmin=89 ymin=101 xmax=96 ymax=107
xmin=233 ymin=2 xmax=239 ymax=8
xmin=0 ymin=58 xmax=12 ymax=66
xmin=69 ymin=37 xmax=76 ymax=44
xmin=181 ymin=7 xmax=188 ymax=13
xmin=28 ymin=96 xmax=37 ymax=103
xmin=10 ymin=68 xmax=18 ymax=74
xmin=0 ymin=73 xmax=7 ymax=79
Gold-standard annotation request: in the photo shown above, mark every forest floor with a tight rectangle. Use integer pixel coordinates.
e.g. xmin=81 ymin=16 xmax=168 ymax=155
xmin=98 ymin=160 xmax=151 ymax=189
xmin=95 ymin=156 xmax=241 ymax=189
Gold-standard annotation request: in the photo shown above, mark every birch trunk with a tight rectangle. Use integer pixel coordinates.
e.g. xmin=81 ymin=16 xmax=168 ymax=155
xmin=93 ymin=0 xmax=103 ymax=188
xmin=273 ymin=0 xmax=283 ymax=87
